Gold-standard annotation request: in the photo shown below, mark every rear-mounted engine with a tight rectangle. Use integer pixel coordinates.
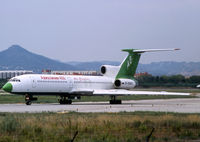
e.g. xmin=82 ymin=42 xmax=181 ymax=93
xmin=114 ymin=79 xmax=136 ymax=89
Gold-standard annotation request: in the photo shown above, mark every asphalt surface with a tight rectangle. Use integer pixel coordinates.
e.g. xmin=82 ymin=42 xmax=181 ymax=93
xmin=0 ymin=98 xmax=200 ymax=113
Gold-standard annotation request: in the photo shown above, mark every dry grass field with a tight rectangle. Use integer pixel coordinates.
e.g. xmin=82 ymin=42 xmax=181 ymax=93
xmin=0 ymin=112 xmax=200 ymax=142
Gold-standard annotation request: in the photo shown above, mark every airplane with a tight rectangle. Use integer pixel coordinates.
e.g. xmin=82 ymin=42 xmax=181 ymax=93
xmin=2 ymin=48 xmax=190 ymax=105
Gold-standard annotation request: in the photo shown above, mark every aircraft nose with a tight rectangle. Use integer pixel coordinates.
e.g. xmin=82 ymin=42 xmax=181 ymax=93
xmin=2 ymin=83 xmax=13 ymax=92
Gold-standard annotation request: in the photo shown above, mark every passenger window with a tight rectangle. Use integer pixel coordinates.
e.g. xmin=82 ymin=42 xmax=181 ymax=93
xmin=9 ymin=78 xmax=20 ymax=82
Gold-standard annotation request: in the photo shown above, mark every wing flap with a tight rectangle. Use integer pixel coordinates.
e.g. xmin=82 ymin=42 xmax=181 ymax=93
xmin=70 ymin=89 xmax=94 ymax=95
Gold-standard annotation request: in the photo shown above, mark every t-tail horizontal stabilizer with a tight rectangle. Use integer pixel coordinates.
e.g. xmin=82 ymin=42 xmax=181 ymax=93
xmin=122 ymin=48 xmax=180 ymax=53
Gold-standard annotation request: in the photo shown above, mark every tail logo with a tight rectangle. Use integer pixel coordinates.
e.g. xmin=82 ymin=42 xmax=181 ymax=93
xmin=127 ymin=56 xmax=132 ymax=69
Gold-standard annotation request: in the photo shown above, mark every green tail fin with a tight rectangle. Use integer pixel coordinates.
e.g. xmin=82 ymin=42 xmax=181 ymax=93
xmin=116 ymin=49 xmax=141 ymax=79
xmin=116 ymin=48 xmax=179 ymax=79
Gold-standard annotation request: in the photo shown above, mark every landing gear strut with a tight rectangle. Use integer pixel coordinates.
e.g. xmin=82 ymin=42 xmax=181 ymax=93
xmin=59 ymin=96 xmax=72 ymax=104
xmin=109 ymin=96 xmax=122 ymax=104
xmin=25 ymin=94 xmax=37 ymax=105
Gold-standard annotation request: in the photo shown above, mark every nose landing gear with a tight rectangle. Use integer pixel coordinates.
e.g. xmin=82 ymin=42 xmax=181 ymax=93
xmin=25 ymin=94 xmax=38 ymax=105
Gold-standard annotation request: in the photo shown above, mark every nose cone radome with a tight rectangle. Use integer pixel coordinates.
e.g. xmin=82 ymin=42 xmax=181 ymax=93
xmin=2 ymin=83 xmax=13 ymax=92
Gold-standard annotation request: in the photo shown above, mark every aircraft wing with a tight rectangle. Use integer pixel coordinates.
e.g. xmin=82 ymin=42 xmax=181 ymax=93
xmin=71 ymin=89 xmax=190 ymax=96
xmin=93 ymin=89 xmax=190 ymax=96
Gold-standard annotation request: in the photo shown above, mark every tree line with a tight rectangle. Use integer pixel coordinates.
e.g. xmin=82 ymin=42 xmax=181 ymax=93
xmin=136 ymin=75 xmax=200 ymax=88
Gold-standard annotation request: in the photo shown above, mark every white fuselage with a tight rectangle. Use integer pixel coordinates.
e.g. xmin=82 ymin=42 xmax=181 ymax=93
xmin=9 ymin=74 xmax=114 ymax=94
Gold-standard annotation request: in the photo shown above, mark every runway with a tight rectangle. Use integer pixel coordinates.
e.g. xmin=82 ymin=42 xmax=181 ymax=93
xmin=0 ymin=98 xmax=200 ymax=113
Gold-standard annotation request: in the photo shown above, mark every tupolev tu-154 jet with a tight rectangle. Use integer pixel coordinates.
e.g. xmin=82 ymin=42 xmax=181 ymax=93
xmin=2 ymin=48 xmax=190 ymax=105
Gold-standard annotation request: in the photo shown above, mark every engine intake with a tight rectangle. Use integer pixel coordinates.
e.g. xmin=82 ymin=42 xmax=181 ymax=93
xmin=101 ymin=66 xmax=106 ymax=74
xmin=100 ymin=65 xmax=120 ymax=77
xmin=114 ymin=79 xmax=136 ymax=89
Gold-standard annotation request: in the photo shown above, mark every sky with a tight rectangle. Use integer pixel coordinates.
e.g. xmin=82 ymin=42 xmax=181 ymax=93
xmin=0 ymin=0 xmax=200 ymax=64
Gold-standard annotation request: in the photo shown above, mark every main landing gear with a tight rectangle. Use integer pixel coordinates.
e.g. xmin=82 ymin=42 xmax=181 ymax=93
xmin=109 ymin=96 xmax=122 ymax=104
xmin=25 ymin=94 xmax=38 ymax=105
xmin=59 ymin=96 xmax=72 ymax=104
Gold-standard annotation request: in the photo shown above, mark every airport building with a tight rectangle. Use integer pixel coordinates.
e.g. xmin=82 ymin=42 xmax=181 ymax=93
xmin=42 ymin=70 xmax=101 ymax=76
xmin=134 ymin=72 xmax=150 ymax=77
xmin=0 ymin=70 xmax=33 ymax=79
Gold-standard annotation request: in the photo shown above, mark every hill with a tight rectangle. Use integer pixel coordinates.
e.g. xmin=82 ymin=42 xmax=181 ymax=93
xmin=69 ymin=61 xmax=200 ymax=76
xmin=67 ymin=61 xmax=120 ymax=71
xmin=0 ymin=45 xmax=199 ymax=76
xmin=137 ymin=62 xmax=200 ymax=76
xmin=0 ymin=45 xmax=76 ymax=73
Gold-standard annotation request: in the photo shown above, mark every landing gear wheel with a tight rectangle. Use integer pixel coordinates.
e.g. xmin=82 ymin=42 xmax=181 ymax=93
xmin=59 ymin=97 xmax=72 ymax=104
xmin=65 ymin=99 xmax=72 ymax=104
xmin=25 ymin=94 xmax=37 ymax=105
xmin=109 ymin=96 xmax=122 ymax=104
xmin=26 ymin=101 xmax=32 ymax=105
xmin=59 ymin=99 xmax=64 ymax=104
xmin=109 ymin=100 xmax=122 ymax=104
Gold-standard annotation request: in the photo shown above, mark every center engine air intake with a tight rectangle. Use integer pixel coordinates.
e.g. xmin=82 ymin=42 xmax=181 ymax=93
xmin=100 ymin=65 xmax=120 ymax=77
xmin=101 ymin=66 xmax=106 ymax=74
xmin=114 ymin=79 xmax=136 ymax=89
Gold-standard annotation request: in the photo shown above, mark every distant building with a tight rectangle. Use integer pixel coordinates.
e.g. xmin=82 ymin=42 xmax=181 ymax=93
xmin=42 ymin=69 xmax=51 ymax=74
xmin=134 ymin=72 xmax=151 ymax=78
xmin=42 ymin=70 xmax=101 ymax=76
xmin=0 ymin=70 xmax=33 ymax=79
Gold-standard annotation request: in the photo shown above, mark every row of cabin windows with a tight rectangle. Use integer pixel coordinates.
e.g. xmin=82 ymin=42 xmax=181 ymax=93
xmin=9 ymin=78 xmax=21 ymax=82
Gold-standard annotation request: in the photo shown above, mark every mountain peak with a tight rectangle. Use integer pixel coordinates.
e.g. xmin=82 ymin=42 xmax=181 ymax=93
xmin=0 ymin=45 xmax=76 ymax=73
xmin=7 ymin=45 xmax=28 ymax=53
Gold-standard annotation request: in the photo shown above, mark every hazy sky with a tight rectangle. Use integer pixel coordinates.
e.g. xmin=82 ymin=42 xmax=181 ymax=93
xmin=0 ymin=0 xmax=200 ymax=63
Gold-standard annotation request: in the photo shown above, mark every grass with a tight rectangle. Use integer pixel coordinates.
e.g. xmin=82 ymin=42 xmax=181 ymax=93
xmin=0 ymin=112 xmax=200 ymax=141
xmin=0 ymin=88 xmax=198 ymax=104
xmin=0 ymin=94 xmax=195 ymax=104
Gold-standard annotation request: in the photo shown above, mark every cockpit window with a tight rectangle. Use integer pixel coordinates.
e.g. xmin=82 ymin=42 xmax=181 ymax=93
xmin=9 ymin=78 xmax=21 ymax=82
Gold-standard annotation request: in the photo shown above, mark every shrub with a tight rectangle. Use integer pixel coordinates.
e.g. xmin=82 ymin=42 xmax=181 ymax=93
xmin=0 ymin=115 xmax=19 ymax=134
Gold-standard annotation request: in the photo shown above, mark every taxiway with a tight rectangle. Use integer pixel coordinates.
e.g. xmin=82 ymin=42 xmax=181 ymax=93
xmin=0 ymin=98 xmax=200 ymax=113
